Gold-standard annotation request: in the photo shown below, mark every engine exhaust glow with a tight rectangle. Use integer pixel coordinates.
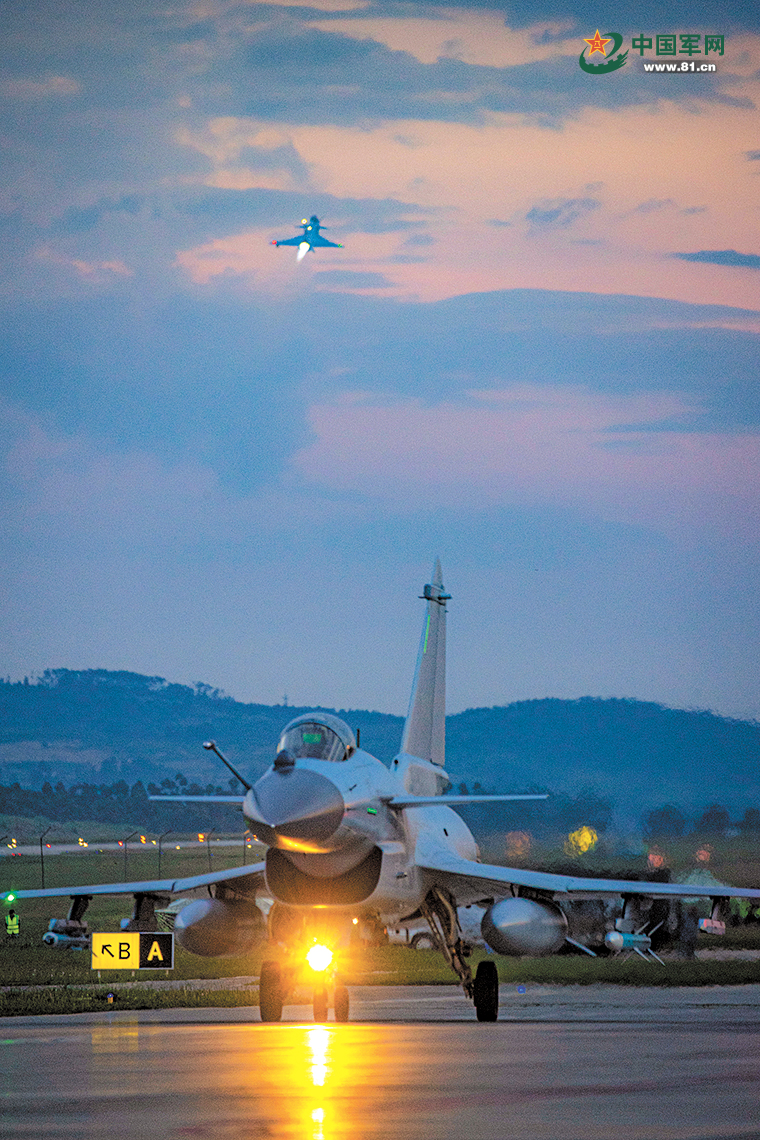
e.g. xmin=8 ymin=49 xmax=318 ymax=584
xmin=306 ymin=943 xmax=333 ymax=972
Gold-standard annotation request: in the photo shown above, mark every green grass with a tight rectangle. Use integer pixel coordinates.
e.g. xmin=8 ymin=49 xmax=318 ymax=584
xmin=2 ymin=951 xmax=759 ymax=1019
xmin=0 ymin=986 xmax=258 ymax=1018
xmin=1 ymin=844 xmax=260 ymax=893
xmin=7 ymin=913 xmax=756 ymax=993
xmin=0 ymin=926 xmax=266 ymax=987
xmin=2 ymin=850 xmax=760 ymax=1017
xmin=489 ymin=952 xmax=760 ymax=987
xmin=0 ymin=850 xmax=267 ymax=987
xmin=340 ymin=946 xmax=760 ymax=988
xmin=478 ymin=834 xmax=760 ymax=891
xmin=0 ymin=814 xmax=132 ymax=845
xmin=711 ymin=924 xmax=760 ymax=950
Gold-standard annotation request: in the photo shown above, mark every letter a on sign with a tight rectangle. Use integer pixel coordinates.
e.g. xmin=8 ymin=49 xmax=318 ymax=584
xmin=139 ymin=931 xmax=174 ymax=968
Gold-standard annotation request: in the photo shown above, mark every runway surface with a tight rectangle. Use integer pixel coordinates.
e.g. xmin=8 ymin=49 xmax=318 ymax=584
xmin=3 ymin=985 xmax=760 ymax=1139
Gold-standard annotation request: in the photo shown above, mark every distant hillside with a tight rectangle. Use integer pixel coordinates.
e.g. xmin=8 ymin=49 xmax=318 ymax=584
xmin=447 ymin=698 xmax=760 ymax=815
xmin=0 ymin=670 xmax=402 ymax=790
xmin=1 ymin=671 xmax=759 ymax=819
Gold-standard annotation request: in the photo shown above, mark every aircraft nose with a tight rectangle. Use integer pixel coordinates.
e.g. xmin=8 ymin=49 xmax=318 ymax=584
xmin=245 ymin=768 xmax=345 ymax=850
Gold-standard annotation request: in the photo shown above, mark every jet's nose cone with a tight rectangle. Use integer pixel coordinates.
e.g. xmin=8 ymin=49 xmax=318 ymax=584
xmin=245 ymin=768 xmax=345 ymax=851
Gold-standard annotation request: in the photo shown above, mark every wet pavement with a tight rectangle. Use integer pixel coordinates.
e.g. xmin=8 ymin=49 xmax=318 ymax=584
xmin=2 ymin=985 xmax=760 ymax=1139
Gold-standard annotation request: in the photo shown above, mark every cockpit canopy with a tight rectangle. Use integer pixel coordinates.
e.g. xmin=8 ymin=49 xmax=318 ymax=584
xmin=276 ymin=713 xmax=357 ymax=763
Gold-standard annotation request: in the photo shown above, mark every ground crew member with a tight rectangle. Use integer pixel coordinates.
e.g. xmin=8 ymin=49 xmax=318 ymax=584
xmin=5 ymin=909 xmax=20 ymax=938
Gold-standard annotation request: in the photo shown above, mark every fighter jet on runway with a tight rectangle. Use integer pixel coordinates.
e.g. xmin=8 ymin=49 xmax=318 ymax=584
xmin=6 ymin=562 xmax=760 ymax=1022
xmin=271 ymin=215 xmax=343 ymax=261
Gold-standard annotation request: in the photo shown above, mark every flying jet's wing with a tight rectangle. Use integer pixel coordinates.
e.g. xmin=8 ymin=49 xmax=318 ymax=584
xmin=386 ymin=794 xmax=548 ymax=807
xmin=2 ymin=861 xmax=266 ymax=902
xmin=414 ymin=836 xmax=760 ymax=907
xmin=308 ymin=234 xmax=343 ymax=248
xmin=272 ymin=236 xmax=304 ymax=246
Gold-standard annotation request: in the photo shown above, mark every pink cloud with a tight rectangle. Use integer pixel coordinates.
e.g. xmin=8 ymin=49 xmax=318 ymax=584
xmin=293 ymin=386 xmax=760 ymax=538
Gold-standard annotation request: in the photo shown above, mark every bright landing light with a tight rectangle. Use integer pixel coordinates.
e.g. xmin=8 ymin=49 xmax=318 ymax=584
xmin=297 ymin=241 xmax=310 ymax=261
xmin=306 ymin=944 xmax=333 ymax=972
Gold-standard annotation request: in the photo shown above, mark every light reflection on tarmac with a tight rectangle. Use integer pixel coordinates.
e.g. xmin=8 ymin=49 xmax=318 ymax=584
xmin=2 ymin=985 xmax=760 ymax=1139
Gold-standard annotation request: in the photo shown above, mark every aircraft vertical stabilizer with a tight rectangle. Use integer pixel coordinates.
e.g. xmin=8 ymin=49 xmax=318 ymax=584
xmin=400 ymin=559 xmax=450 ymax=767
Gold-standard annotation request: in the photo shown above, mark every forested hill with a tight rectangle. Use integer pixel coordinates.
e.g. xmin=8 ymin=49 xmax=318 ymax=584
xmin=0 ymin=670 xmax=402 ymax=792
xmin=1 ymin=670 xmax=759 ymax=815
xmin=447 ymin=699 xmax=760 ymax=816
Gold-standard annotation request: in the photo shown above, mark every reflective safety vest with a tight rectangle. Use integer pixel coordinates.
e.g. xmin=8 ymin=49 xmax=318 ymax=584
xmin=5 ymin=913 xmax=20 ymax=936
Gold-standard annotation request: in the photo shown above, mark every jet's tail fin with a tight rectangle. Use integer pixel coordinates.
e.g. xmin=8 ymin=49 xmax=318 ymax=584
xmin=400 ymin=559 xmax=450 ymax=768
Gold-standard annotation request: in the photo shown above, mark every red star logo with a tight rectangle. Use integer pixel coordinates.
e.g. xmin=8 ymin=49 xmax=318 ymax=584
xmin=584 ymin=29 xmax=611 ymax=56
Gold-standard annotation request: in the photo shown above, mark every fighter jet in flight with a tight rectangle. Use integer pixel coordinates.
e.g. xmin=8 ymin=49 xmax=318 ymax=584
xmin=271 ymin=215 xmax=343 ymax=261
xmin=6 ymin=562 xmax=760 ymax=1022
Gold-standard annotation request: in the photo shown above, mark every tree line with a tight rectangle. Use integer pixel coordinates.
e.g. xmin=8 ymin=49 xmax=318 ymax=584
xmin=0 ymin=775 xmax=244 ymax=833
xmin=2 ymin=774 xmax=758 ymax=841
xmin=643 ymin=803 xmax=760 ymax=838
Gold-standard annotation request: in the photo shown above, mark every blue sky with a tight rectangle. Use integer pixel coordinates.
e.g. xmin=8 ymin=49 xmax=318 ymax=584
xmin=2 ymin=1 xmax=759 ymax=721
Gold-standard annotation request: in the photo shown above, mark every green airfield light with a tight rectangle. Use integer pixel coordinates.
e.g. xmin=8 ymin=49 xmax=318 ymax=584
xmin=3 ymin=892 xmax=17 ymax=904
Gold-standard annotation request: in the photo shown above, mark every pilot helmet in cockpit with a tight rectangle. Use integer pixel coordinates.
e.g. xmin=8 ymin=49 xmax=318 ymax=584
xmin=276 ymin=713 xmax=357 ymax=763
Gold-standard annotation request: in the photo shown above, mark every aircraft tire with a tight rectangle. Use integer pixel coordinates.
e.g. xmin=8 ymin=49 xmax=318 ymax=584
xmin=313 ymin=985 xmax=329 ymax=1022
xmin=410 ymin=931 xmax=438 ymax=950
xmin=334 ymin=983 xmax=349 ymax=1022
xmin=473 ymin=960 xmax=499 ymax=1022
xmin=259 ymin=960 xmax=283 ymax=1023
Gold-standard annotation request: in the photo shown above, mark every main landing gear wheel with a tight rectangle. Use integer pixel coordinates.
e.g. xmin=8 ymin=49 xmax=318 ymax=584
xmin=473 ymin=960 xmax=499 ymax=1022
xmin=334 ymin=983 xmax=349 ymax=1023
xmin=259 ymin=960 xmax=283 ymax=1023
xmin=410 ymin=931 xmax=438 ymax=950
xmin=313 ymin=985 xmax=329 ymax=1022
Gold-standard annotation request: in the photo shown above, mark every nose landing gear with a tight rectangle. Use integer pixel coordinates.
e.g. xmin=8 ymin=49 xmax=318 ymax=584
xmin=334 ymin=981 xmax=349 ymax=1023
xmin=259 ymin=960 xmax=351 ymax=1023
xmin=313 ymin=984 xmax=328 ymax=1021
xmin=312 ymin=978 xmax=350 ymax=1022
xmin=259 ymin=960 xmax=284 ymax=1022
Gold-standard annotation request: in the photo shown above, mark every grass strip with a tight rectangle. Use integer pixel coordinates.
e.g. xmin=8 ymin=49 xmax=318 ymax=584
xmin=0 ymin=986 xmax=259 ymax=1017
xmin=2 ymin=953 xmax=759 ymax=1017
xmin=488 ymin=953 xmax=760 ymax=987
xmin=342 ymin=949 xmax=760 ymax=988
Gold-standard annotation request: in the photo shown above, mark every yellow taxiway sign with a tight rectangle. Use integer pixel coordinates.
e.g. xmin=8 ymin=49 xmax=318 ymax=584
xmin=91 ymin=932 xmax=173 ymax=969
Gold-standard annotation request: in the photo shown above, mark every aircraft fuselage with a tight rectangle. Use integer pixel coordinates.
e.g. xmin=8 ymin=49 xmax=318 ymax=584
xmin=271 ymin=215 xmax=343 ymax=257
xmin=243 ymin=748 xmax=478 ymax=923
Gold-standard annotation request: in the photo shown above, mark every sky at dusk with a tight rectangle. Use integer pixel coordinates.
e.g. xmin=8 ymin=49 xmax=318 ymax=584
xmin=2 ymin=1 xmax=759 ymax=723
